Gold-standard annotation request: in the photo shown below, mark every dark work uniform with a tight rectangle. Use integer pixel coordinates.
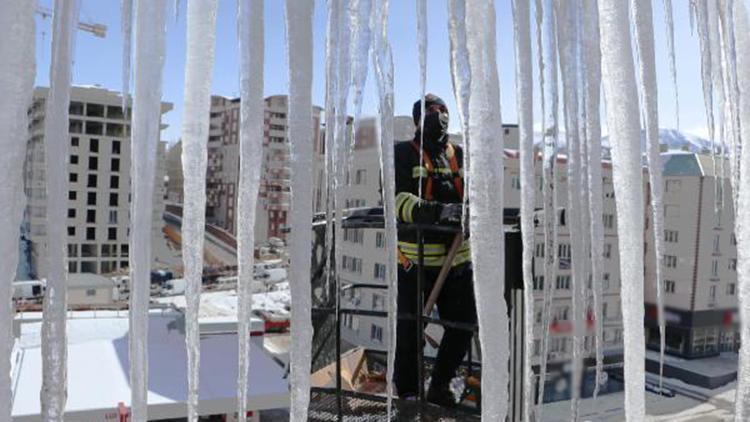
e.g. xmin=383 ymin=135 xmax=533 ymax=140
xmin=393 ymin=137 xmax=477 ymax=398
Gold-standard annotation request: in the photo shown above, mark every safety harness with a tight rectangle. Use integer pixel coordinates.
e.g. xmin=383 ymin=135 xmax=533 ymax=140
xmin=397 ymin=141 xmax=464 ymax=270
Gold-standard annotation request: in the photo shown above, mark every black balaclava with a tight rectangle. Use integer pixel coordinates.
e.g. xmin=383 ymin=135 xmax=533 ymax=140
xmin=413 ymin=94 xmax=449 ymax=148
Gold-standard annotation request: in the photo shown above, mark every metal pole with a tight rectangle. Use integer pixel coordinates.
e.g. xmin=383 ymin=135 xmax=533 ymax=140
xmin=335 ymin=223 xmax=343 ymax=420
xmin=416 ymin=227 xmax=425 ymax=408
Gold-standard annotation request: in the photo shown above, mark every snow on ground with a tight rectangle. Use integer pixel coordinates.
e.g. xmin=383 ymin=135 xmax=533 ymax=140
xmin=155 ymin=288 xmax=290 ymax=319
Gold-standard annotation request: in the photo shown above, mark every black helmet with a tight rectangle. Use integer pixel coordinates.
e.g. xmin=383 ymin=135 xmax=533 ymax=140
xmin=412 ymin=93 xmax=447 ymax=125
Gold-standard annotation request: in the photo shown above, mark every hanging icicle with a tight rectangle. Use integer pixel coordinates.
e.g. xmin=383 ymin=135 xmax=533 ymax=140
xmin=598 ymin=0 xmax=646 ymax=419
xmin=0 ymin=3 xmax=35 ymax=419
xmin=121 ymin=0 xmax=133 ymax=113
xmin=285 ymin=1 xmax=315 ymax=420
xmin=417 ymin=0 xmax=427 ymax=199
xmin=556 ymin=1 xmax=586 ymax=418
xmin=581 ymin=0 xmax=605 ymax=398
xmin=536 ymin=0 xmax=560 ymax=418
xmin=511 ymin=0 xmax=535 ymax=420
xmin=129 ymin=1 xmax=168 ymax=420
xmin=41 ymin=1 xmax=79 ymax=419
xmin=180 ymin=1 xmax=218 ymax=421
xmin=447 ymin=0 xmax=472 ymax=235
xmin=632 ymin=0 xmax=667 ymax=393
xmin=236 ymin=0 xmax=264 ymax=419
xmin=662 ymin=0 xmax=680 ymax=129
xmin=371 ymin=1 xmax=397 ymax=416
xmin=465 ymin=1 xmax=509 ymax=419
xmin=349 ymin=0 xmax=372 ymax=161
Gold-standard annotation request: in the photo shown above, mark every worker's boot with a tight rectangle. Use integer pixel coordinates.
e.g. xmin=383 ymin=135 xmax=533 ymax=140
xmin=426 ymin=380 xmax=457 ymax=408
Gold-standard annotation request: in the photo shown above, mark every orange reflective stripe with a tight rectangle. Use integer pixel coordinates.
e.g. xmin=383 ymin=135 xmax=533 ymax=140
xmin=397 ymin=248 xmax=413 ymax=271
xmin=409 ymin=141 xmax=463 ymax=201
xmin=446 ymin=144 xmax=464 ymax=199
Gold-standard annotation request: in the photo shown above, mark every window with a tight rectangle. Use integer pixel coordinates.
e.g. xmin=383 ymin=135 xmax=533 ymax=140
xmin=342 ymin=255 xmax=362 ymax=274
xmin=533 ymin=276 xmax=544 ymax=290
xmin=666 ymin=179 xmax=682 ymax=192
xmin=67 ymin=208 xmax=75 ymax=218
xmin=80 ymin=261 xmax=96 ymax=273
xmin=67 ymin=227 xmax=75 ymax=236
xmin=730 ymin=258 xmax=737 ymax=271
xmin=69 ymin=191 xmax=77 ymax=201
xmin=121 ymin=244 xmax=129 ymax=257
xmin=709 ymin=285 xmax=717 ymax=302
xmin=69 ymin=119 xmax=83 ymax=133
xmin=343 ymin=228 xmax=364 ymax=244
xmin=86 ymin=227 xmax=96 ymax=240
xmin=71 ymin=137 xmax=79 ymax=147
xmin=68 ymin=261 xmax=77 ymax=273
xmin=370 ymin=324 xmax=383 ymax=343
xmin=89 ymin=138 xmax=99 ymax=153
xmin=664 ymin=255 xmax=677 ymax=268
xmin=109 ymin=193 xmax=118 ymax=207
xmin=109 ymin=210 xmax=117 ymax=224
xmin=554 ymin=306 xmax=569 ymax=321
xmin=111 ymin=158 xmax=120 ymax=172
xmin=87 ymin=192 xmax=97 ymax=206
xmin=535 ymin=242 xmax=545 ymax=257
xmin=112 ymin=140 xmax=121 ymax=154
xmin=603 ymin=273 xmax=611 ymax=290
xmin=556 ymin=275 xmax=571 ymax=290
xmin=558 ymin=243 xmax=571 ymax=259
xmin=70 ymin=155 xmax=79 ymax=164
xmin=603 ymin=302 xmax=609 ymax=319
xmin=69 ymin=173 xmax=78 ymax=183
xmin=603 ymin=243 xmax=612 ymax=259
xmin=373 ymin=263 xmax=386 ymax=280
xmin=88 ymin=156 xmax=98 ymax=170
xmin=110 ymin=175 xmax=119 ymax=189
xmin=603 ymin=214 xmax=615 ymax=229
xmin=86 ymin=209 xmax=96 ymax=223
xmin=87 ymin=174 xmax=97 ymax=188
xmin=372 ymin=294 xmax=384 ymax=310
xmin=511 ymin=175 xmax=521 ymax=190
xmin=69 ymin=101 xmax=83 ymax=115
xmin=101 ymin=244 xmax=116 ymax=257
xmin=728 ymin=283 xmax=736 ymax=295
xmin=81 ymin=244 xmax=97 ymax=257
xmin=108 ymin=227 xmax=117 ymax=240
xmin=732 ymin=233 xmax=737 ymax=245
xmin=107 ymin=123 xmax=125 ymax=137
xmin=107 ymin=105 xmax=125 ymax=119
xmin=714 ymin=235 xmax=721 ymax=254
xmin=665 ymin=280 xmax=676 ymax=294
xmin=712 ymin=260 xmax=719 ymax=277
xmin=665 ymin=230 xmax=679 ymax=243
xmin=375 ymin=232 xmax=385 ymax=248
xmin=86 ymin=103 xmax=104 ymax=117
xmin=85 ymin=121 xmax=103 ymax=135
xmin=85 ymin=289 xmax=97 ymax=297
xmin=354 ymin=169 xmax=367 ymax=185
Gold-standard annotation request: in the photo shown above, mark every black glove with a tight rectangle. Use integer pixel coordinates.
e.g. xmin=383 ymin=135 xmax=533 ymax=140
xmin=438 ymin=203 xmax=463 ymax=225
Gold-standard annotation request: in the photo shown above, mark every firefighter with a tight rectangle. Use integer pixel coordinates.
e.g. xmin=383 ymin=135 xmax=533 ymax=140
xmin=393 ymin=94 xmax=476 ymax=407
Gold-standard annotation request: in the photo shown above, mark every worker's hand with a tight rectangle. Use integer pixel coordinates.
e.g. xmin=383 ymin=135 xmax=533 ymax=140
xmin=438 ymin=203 xmax=463 ymax=225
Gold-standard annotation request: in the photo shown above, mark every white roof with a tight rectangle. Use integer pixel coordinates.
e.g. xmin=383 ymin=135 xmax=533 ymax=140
xmin=11 ymin=310 xmax=288 ymax=420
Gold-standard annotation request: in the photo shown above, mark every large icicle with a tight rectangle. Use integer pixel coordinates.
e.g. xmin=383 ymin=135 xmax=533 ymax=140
xmin=707 ymin=1 xmax=725 ymax=212
xmin=733 ymin=1 xmax=750 ymax=419
xmin=536 ymin=0 xmax=560 ymax=418
xmin=40 ymin=1 xmax=78 ymax=419
xmin=121 ymin=0 xmax=133 ymax=112
xmin=581 ymin=0 xmax=605 ymax=397
xmin=447 ymin=0 xmax=472 ymax=232
xmin=129 ymin=1 xmax=168 ymax=420
xmin=511 ymin=0 xmax=535 ymax=420
xmin=349 ymin=0 xmax=372 ymax=153
xmin=598 ymin=0 xmax=646 ymax=419
xmin=180 ymin=1 xmax=218 ymax=420
xmin=555 ymin=2 xmax=586 ymax=418
xmin=417 ymin=0 xmax=427 ymax=198
xmin=371 ymin=1 xmax=397 ymax=415
xmin=236 ymin=0 xmax=264 ymax=419
xmin=284 ymin=1 xmax=315 ymax=420
xmin=662 ymin=0 xmax=680 ymax=129
xmin=0 ymin=3 xmax=35 ymax=419
xmin=465 ymin=1 xmax=509 ymax=419
xmin=632 ymin=0 xmax=667 ymax=392
xmin=695 ymin=1 xmax=717 ymax=164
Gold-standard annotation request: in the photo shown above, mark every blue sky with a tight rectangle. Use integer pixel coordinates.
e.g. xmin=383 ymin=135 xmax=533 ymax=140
xmin=34 ymin=0 xmax=709 ymax=143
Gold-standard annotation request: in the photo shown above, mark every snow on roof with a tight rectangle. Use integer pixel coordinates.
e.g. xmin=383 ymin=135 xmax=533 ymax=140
xmin=155 ymin=289 xmax=291 ymax=320
xmin=12 ymin=309 xmax=288 ymax=420
xmin=662 ymin=153 xmax=703 ymax=176
xmin=66 ymin=273 xmax=116 ymax=289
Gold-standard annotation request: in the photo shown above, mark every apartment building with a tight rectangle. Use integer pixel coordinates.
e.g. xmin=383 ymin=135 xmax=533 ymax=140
xmin=24 ymin=86 xmax=171 ymax=276
xmin=165 ymin=140 xmax=183 ymax=203
xmin=333 ymin=124 xmax=627 ymax=400
xmin=203 ymin=95 xmax=323 ymax=244
xmin=644 ymin=152 xmax=738 ymax=358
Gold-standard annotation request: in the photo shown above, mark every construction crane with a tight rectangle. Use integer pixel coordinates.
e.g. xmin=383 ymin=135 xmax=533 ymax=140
xmin=35 ymin=5 xmax=107 ymax=38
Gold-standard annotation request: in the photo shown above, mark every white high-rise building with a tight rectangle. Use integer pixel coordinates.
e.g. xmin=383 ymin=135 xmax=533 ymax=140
xmin=24 ymin=86 xmax=171 ymax=277
xmin=644 ymin=152 xmax=739 ymax=358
